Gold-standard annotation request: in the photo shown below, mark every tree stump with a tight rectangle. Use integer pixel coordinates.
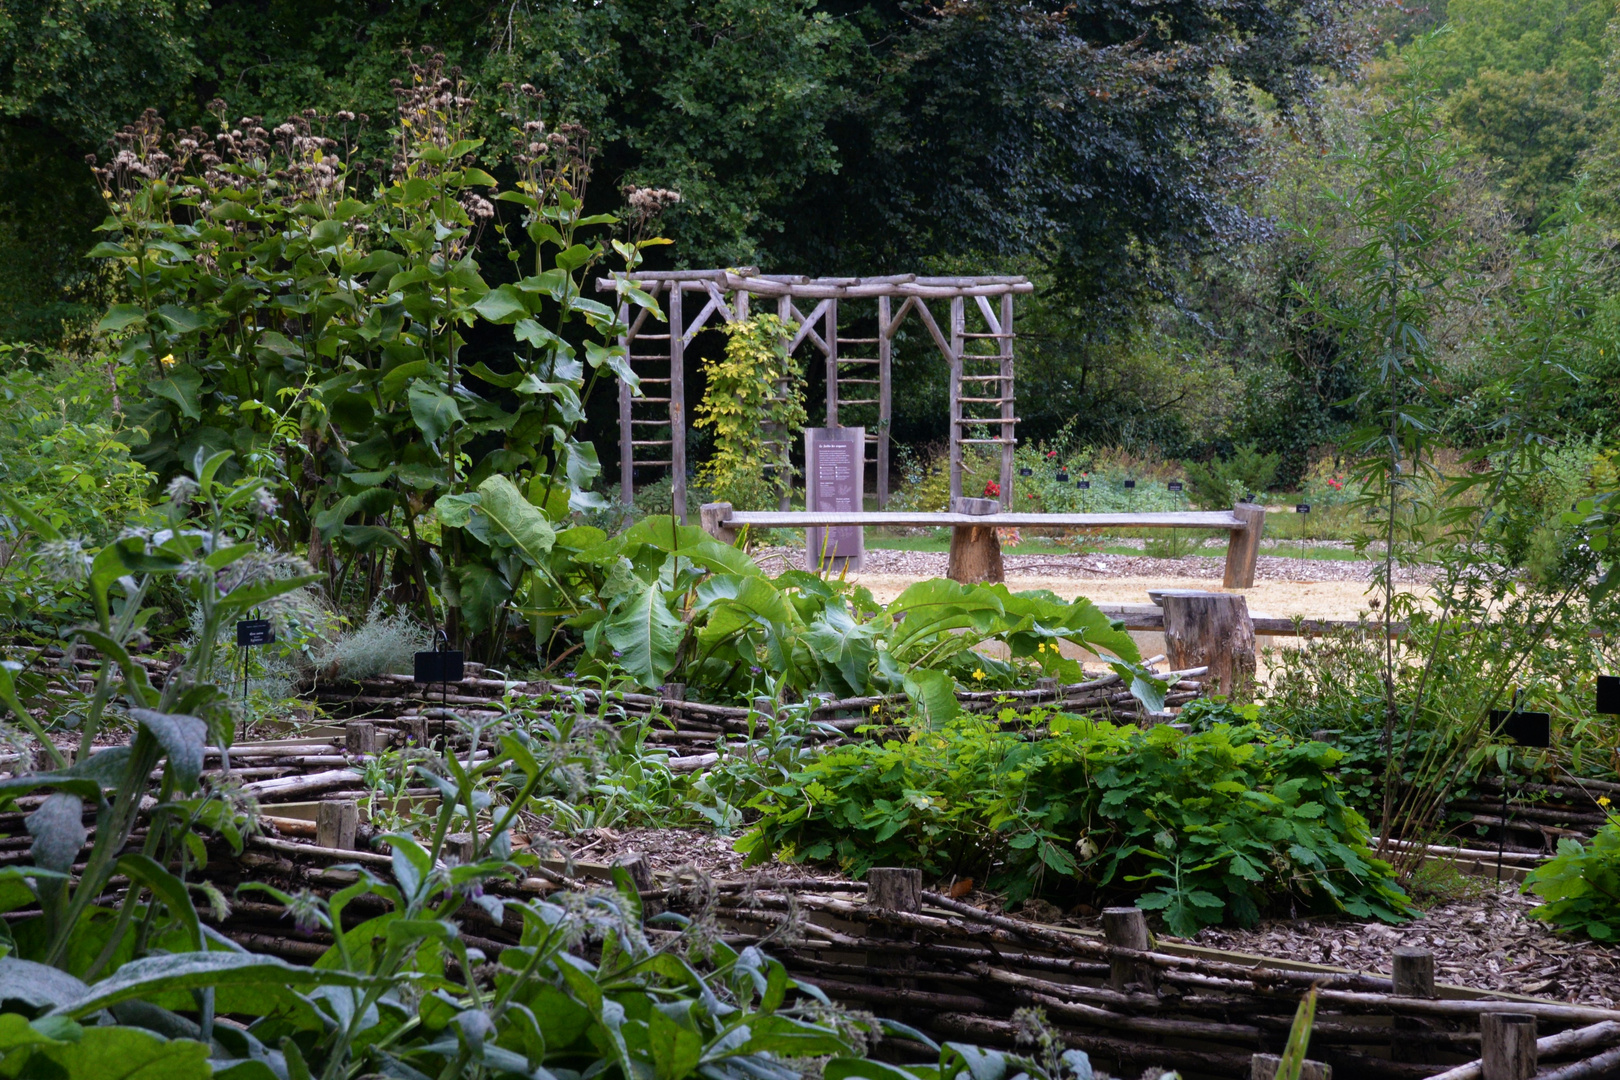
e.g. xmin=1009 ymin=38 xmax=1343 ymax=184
xmin=948 ymin=497 xmax=1004 ymax=584
xmin=947 ymin=526 xmax=1004 ymax=583
xmin=1162 ymin=591 xmax=1257 ymax=699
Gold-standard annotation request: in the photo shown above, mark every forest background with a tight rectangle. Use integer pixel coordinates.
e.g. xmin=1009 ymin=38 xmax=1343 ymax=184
xmin=3 ymin=0 xmax=1620 ymax=485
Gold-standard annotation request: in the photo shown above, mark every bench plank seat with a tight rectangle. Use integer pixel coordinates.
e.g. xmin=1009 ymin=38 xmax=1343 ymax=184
xmin=700 ymin=501 xmax=1267 ymax=589
xmin=722 ymin=511 xmax=1246 ymax=530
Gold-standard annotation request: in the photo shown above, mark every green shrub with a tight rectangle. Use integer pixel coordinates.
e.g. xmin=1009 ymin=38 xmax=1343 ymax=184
xmin=1182 ymin=443 xmax=1279 ymax=509
xmin=737 ymin=709 xmax=1410 ymax=934
xmin=1525 ymin=819 xmax=1620 ymax=940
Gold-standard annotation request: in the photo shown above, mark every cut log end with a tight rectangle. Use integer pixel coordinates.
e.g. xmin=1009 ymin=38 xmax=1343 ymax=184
xmin=947 ymin=525 xmax=1004 ymax=584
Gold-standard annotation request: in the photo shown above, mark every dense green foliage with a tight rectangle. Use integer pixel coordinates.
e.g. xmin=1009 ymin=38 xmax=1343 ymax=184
xmin=738 ymin=706 xmax=1411 ymax=934
xmin=514 ymin=514 xmax=1158 ymax=708
xmin=695 ymin=315 xmax=807 ymax=510
xmin=1525 ymin=819 xmax=1620 ymax=941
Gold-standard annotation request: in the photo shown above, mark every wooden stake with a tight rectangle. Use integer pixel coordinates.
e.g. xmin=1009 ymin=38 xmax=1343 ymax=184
xmin=669 ymin=282 xmax=687 ymax=524
xmin=1393 ymin=947 xmax=1436 ymax=1063
xmin=446 ymin=833 xmax=476 ymax=863
xmin=315 ymin=800 xmax=358 ymax=851
xmin=866 ymin=868 xmax=922 ymax=994
xmin=344 ymin=722 xmax=379 ymax=756
xmin=1251 ymin=1053 xmax=1332 ymax=1080
xmin=1101 ymin=907 xmax=1155 ymax=993
xmin=1481 ymin=1013 xmax=1537 ymax=1080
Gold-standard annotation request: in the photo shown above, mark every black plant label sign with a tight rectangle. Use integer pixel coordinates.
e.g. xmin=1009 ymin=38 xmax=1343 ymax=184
xmin=235 ymin=619 xmax=274 ymax=647
xmin=414 ymin=650 xmax=465 ymax=684
xmin=1296 ymin=504 xmax=1311 ymax=514
xmin=1167 ymin=482 xmax=1183 ymax=493
xmin=1598 ymin=675 xmax=1620 ymax=715
xmin=1489 ymin=709 xmax=1552 ymax=749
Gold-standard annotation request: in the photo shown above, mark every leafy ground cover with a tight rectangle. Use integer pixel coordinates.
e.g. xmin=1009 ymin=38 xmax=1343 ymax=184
xmin=735 ymin=702 xmax=1411 ymax=934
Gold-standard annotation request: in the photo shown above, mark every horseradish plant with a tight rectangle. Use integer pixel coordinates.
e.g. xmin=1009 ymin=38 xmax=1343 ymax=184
xmin=695 ymin=314 xmax=808 ymax=511
xmin=87 ymin=50 xmax=668 ymax=646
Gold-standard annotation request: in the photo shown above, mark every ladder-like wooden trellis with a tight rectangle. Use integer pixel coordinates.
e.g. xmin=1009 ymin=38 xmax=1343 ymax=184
xmin=599 ymin=271 xmax=1032 ymax=521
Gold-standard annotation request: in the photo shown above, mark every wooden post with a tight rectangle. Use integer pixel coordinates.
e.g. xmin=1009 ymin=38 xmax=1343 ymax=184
xmin=1102 ymin=907 xmax=1155 ymax=993
xmin=1393 ymin=947 xmax=1436 ymax=1063
xmin=877 ymin=295 xmax=892 ymax=508
xmin=316 ymin=800 xmax=358 ymax=851
xmin=699 ymin=502 xmax=738 ymax=544
xmin=1251 ymin=1054 xmax=1332 ymax=1080
xmin=867 ymin=866 xmax=923 ymax=912
xmin=825 ymin=298 xmax=839 ymax=427
xmin=669 ymin=284 xmax=687 ymax=524
xmin=752 ymin=696 xmax=776 ymax=720
xmin=948 ymin=296 xmax=964 ymax=505
xmin=1393 ymin=947 xmax=1435 ymax=996
xmin=345 ymin=722 xmax=380 ymax=756
xmin=1223 ymin=501 xmax=1266 ymax=589
xmin=866 ymin=867 xmax=922 ymax=993
xmin=999 ymin=292 xmax=1015 ymax=511
xmin=1161 ymin=591 xmax=1257 ymax=699
xmin=615 ymin=851 xmax=661 ymax=916
xmin=618 ymin=295 xmax=635 ymax=505
xmin=1481 ymin=1013 xmax=1537 ymax=1080
xmin=947 ymin=496 xmax=1003 ymax=584
xmin=446 ymin=833 xmax=476 ymax=863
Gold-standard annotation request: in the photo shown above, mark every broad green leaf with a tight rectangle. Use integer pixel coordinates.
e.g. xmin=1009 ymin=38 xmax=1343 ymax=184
xmin=130 ymin=709 xmax=207 ymax=791
xmin=47 ymin=953 xmax=377 ymax=1019
xmin=602 ymin=581 xmax=683 ymax=689
xmin=407 ymin=380 xmax=461 ymax=445
xmin=476 ymin=474 xmax=555 ymax=565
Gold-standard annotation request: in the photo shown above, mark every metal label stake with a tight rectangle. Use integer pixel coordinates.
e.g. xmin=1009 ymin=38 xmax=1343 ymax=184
xmin=1488 ymin=698 xmax=1552 ymax=883
xmin=414 ymin=633 xmax=465 ymax=751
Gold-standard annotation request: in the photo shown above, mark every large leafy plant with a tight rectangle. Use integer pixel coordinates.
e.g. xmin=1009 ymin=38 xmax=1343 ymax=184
xmin=737 ymin=711 xmax=1410 ymax=933
xmin=0 ymin=451 xmax=314 ymax=972
xmin=87 ymin=52 xmax=662 ymax=645
xmin=507 ymin=513 xmax=1158 ymax=710
xmin=1524 ymin=819 xmax=1620 ymax=941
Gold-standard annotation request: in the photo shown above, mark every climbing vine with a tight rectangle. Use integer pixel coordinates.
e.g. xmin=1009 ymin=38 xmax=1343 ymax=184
xmin=696 ymin=314 xmax=806 ymax=509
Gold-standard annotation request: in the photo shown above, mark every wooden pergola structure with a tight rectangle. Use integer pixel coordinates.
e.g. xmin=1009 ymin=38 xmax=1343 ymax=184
xmin=597 ymin=271 xmax=1033 ymax=521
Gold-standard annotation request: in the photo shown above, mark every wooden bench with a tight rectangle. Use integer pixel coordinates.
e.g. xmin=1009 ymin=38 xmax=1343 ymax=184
xmin=699 ymin=500 xmax=1267 ymax=588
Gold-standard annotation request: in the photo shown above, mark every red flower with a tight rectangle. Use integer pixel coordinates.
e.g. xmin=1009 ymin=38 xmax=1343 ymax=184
xmin=984 ymin=480 xmax=1001 ymax=497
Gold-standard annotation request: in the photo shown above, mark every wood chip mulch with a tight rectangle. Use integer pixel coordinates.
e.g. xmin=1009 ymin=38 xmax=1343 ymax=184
xmin=1191 ymin=885 xmax=1620 ymax=1007
xmin=535 ymin=827 xmax=1620 ymax=1008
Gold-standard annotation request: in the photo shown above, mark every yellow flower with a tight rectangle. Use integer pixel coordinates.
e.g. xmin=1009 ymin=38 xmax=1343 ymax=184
xmin=871 ymin=704 xmax=881 ymax=715
xmin=158 ymin=353 xmax=177 ymax=368
xmin=972 ymin=668 xmax=986 ymax=682
xmin=1601 ymin=795 xmax=1613 ymax=808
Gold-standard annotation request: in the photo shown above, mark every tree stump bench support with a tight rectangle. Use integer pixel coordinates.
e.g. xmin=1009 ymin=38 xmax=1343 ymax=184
xmin=699 ymin=501 xmax=1267 ymax=587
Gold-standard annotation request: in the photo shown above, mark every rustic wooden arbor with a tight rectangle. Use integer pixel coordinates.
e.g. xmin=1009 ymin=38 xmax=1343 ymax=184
xmin=598 ymin=270 xmax=1033 ymax=522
